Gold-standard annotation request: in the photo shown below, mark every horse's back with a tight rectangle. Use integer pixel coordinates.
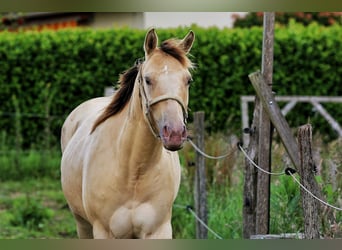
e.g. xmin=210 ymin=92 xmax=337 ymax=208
xmin=61 ymin=96 xmax=112 ymax=152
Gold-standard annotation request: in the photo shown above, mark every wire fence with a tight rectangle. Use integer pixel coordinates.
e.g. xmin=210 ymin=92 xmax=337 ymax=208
xmin=173 ymin=204 xmax=223 ymax=239
xmin=187 ymin=138 xmax=342 ymax=212
xmin=237 ymin=143 xmax=342 ymax=211
xmin=182 ymin=138 xmax=342 ymax=239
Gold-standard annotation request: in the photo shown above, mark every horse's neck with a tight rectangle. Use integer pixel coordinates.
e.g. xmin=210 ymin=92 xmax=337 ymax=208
xmin=118 ymin=81 xmax=163 ymax=176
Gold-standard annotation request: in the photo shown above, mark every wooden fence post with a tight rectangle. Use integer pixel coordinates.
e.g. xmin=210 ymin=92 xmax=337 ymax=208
xmin=297 ymin=124 xmax=321 ymax=239
xmin=193 ymin=111 xmax=208 ymax=239
xmin=248 ymin=71 xmax=301 ymax=170
xmin=256 ymin=11 xmax=275 ymax=235
xmin=243 ymin=12 xmax=275 ymax=238
xmin=242 ymin=101 xmax=258 ymax=238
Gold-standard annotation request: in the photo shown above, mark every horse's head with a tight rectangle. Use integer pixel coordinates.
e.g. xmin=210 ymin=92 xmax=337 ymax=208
xmin=139 ymin=28 xmax=195 ymax=151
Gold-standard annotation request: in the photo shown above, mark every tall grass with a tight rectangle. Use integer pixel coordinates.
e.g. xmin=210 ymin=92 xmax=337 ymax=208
xmin=0 ymin=149 xmax=61 ymax=181
xmin=172 ymin=179 xmax=244 ymax=239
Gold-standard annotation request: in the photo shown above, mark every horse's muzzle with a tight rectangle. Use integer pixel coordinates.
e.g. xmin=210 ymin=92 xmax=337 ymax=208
xmin=161 ymin=125 xmax=187 ymax=151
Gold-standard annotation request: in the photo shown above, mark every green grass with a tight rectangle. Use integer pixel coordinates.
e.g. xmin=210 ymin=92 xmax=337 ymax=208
xmin=0 ymin=150 xmax=61 ymax=181
xmin=172 ymin=168 xmax=243 ymax=239
xmin=0 ymin=178 xmax=77 ymax=239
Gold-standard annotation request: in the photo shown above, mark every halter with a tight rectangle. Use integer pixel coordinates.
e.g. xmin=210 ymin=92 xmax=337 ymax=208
xmin=137 ymin=63 xmax=188 ymax=138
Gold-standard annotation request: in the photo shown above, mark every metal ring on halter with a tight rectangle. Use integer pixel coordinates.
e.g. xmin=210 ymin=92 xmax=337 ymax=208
xmin=138 ymin=66 xmax=188 ymax=138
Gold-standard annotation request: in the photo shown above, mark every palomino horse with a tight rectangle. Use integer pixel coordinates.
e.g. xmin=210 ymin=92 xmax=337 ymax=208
xmin=60 ymin=28 xmax=195 ymax=239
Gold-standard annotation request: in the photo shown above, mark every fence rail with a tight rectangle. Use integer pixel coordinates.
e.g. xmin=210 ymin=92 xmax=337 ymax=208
xmin=241 ymin=95 xmax=342 ymax=146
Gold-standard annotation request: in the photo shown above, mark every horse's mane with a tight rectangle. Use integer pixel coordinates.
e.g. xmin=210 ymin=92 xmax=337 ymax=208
xmin=91 ymin=65 xmax=138 ymax=133
xmin=91 ymin=38 xmax=192 ymax=133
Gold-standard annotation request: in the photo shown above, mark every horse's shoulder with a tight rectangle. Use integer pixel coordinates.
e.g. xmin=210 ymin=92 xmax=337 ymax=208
xmin=61 ymin=96 xmax=112 ymax=151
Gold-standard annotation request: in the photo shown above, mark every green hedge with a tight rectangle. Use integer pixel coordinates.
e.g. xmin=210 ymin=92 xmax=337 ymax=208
xmin=1 ymin=22 xmax=342 ymax=148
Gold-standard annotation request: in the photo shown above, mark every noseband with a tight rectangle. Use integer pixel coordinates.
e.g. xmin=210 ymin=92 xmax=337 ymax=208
xmin=137 ymin=63 xmax=188 ymax=138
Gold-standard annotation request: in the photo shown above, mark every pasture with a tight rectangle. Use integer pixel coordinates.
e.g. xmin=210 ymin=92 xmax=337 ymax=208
xmin=0 ymin=132 xmax=341 ymax=239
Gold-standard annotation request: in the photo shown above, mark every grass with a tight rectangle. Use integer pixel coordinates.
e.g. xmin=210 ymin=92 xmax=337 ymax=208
xmin=0 ymin=132 xmax=341 ymax=239
xmin=0 ymin=178 xmax=77 ymax=239
xmin=172 ymin=174 xmax=243 ymax=239
xmin=0 ymin=150 xmax=61 ymax=181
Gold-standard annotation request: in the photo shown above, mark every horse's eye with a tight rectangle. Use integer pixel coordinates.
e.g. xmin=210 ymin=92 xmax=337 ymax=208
xmin=145 ymin=77 xmax=152 ymax=85
xmin=187 ymin=77 xmax=193 ymax=85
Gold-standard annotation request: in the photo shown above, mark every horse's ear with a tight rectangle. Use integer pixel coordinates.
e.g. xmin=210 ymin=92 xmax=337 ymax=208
xmin=144 ymin=28 xmax=158 ymax=58
xmin=180 ymin=30 xmax=195 ymax=54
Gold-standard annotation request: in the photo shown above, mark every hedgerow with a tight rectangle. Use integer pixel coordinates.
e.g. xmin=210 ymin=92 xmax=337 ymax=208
xmin=0 ymin=22 xmax=341 ymax=148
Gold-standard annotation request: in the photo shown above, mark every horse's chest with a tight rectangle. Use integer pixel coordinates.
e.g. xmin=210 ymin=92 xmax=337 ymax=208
xmin=109 ymin=202 xmax=160 ymax=238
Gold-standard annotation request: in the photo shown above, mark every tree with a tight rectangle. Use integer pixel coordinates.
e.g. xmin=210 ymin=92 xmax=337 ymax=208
xmin=232 ymin=12 xmax=342 ymax=28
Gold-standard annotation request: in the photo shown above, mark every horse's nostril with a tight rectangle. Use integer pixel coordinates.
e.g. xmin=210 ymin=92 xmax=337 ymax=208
xmin=163 ymin=125 xmax=171 ymax=137
xmin=162 ymin=123 xmax=187 ymax=140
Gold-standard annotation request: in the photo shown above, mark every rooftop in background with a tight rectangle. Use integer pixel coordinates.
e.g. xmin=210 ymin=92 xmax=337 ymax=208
xmin=144 ymin=12 xmax=247 ymax=29
xmin=0 ymin=12 xmax=246 ymax=31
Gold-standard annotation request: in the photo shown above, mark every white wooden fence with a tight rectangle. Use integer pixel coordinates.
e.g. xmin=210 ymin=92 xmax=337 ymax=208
xmin=241 ymin=95 xmax=342 ymax=146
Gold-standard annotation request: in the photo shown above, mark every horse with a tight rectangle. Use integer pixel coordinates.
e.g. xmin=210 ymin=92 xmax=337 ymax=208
xmin=60 ymin=28 xmax=195 ymax=239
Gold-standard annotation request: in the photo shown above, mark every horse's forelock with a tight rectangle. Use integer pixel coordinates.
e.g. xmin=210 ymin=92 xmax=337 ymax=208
xmin=160 ymin=39 xmax=193 ymax=69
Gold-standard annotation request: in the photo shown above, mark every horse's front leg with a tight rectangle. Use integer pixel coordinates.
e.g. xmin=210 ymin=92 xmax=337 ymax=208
xmin=143 ymin=221 xmax=173 ymax=239
xmin=93 ymin=220 xmax=111 ymax=239
xmin=73 ymin=213 xmax=94 ymax=239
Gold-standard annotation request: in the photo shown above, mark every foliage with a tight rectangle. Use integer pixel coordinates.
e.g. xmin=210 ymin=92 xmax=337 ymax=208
xmin=0 ymin=12 xmax=24 ymax=31
xmin=0 ymin=147 xmax=61 ymax=181
xmin=10 ymin=195 xmax=54 ymax=230
xmin=0 ymin=178 xmax=77 ymax=238
xmin=270 ymin=175 xmax=303 ymax=234
xmin=233 ymin=12 xmax=342 ymax=28
xmin=1 ymin=23 xmax=342 ymax=148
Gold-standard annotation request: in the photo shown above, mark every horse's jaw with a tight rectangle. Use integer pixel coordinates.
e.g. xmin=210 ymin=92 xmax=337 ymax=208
xmin=162 ymin=140 xmax=185 ymax=151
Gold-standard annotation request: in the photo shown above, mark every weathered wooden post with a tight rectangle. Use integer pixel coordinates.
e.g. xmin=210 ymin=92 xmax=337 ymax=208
xmin=242 ymin=103 xmax=258 ymax=238
xmin=193 ymin=111 xmax=208 ymax=239
xmin=297 ymin=124 xmax=321 ymax=239
xmin=249 ymin=71 xmax=300 ymax=169
xmin=243 ymin=12 xmax=275 ymax=238
xmin=256 ymin=11 xmax=275 ymax=235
